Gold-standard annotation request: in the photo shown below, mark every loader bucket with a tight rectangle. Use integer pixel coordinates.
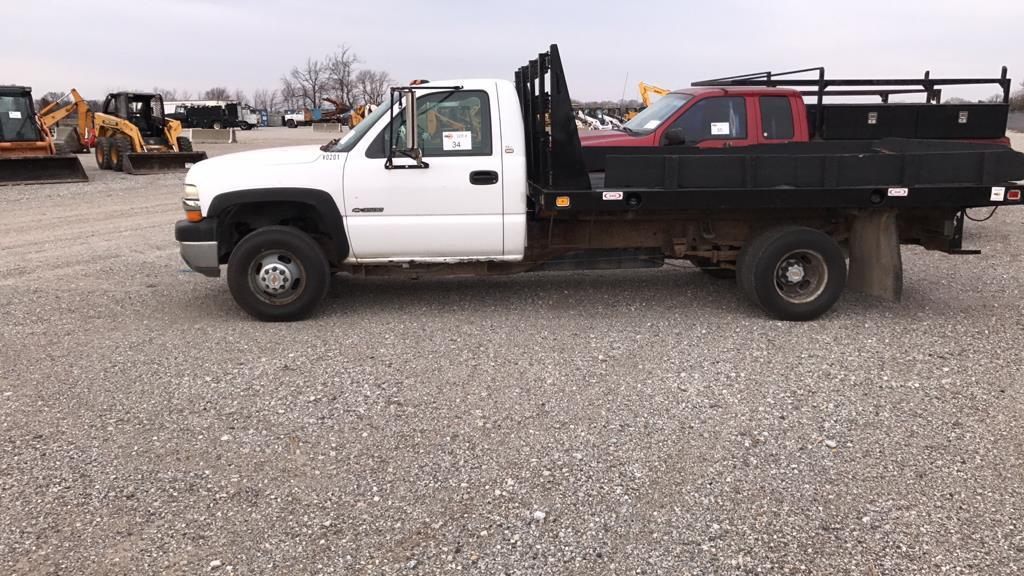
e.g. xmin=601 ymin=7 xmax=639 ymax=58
xmin=122 ymin=151 xmax=209 ymax=175
xmin=0 ymin=155 xmax=89 ymax=186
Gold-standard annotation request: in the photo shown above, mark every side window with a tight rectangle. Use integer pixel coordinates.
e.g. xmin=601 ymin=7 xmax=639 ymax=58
xmin=760 ymin=96 xmax=794 ymax=140
xmin=369 ymin=90 xmax=492 ymax=158
xmin=669 ymin=96 xmax=747 ymax=142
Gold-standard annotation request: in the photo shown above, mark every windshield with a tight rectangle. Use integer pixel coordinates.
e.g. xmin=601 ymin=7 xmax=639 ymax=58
xmin=0 ymin=94 xmax=41 ymax=142
xmin=622 ymin=93 xmax=692 ymax=134
xmin=330 ymin=98 xmax=396 ymax=153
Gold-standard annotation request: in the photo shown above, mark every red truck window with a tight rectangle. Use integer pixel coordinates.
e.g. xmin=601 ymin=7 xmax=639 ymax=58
xmin=667 ymin=96 xmax=747 ymax=142
xmin=760 ymin=96 xmax=794 ymax=140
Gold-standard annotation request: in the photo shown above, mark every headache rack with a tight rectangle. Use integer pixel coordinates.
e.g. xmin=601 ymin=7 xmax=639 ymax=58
xmin=694 ymin=67 xmax=1013 ymax=142
xmin=514 ymin=45 xmax=591 ymax=191
xmin=693 ymin=66 xmax=1012 ymax=104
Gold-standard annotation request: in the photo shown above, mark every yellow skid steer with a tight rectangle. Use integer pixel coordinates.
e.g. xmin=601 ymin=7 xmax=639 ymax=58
xmin=93 ymin=92 xmax=207 ymax=174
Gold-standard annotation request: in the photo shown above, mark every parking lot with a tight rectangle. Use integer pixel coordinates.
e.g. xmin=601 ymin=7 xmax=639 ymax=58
xmin=1 ymin=128 xmax=1023 ymax=574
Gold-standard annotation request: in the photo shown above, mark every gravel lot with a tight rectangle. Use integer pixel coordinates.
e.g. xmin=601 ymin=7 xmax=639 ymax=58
xmin=1 ymin=128 xmax=1023 ymax=575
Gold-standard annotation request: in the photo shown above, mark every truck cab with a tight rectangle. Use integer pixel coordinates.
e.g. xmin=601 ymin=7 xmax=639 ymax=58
xmin=179 ymin=79 xmax=527 ymax=274
xmin=581 ymin=87 xmax=809 ymax=149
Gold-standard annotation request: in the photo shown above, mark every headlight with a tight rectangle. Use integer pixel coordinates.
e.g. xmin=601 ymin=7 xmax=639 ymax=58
xmin=183 ymin=184 xmax=202 ymax=222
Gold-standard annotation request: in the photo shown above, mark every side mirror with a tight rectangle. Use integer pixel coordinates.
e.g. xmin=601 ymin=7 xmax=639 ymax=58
xmin=663 ymin=127 xmax=686 ymax=146
xmin=385 ymin=88 xmax=428 ymax=169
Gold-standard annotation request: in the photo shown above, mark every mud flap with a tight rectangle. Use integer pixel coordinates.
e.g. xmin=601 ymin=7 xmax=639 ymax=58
xmin=122 ymin=152 xmax=209 ymax=175
xmin=848 ymin=209 xmax=903 ymax=301
xmin=0 ymin=155 xmax=89 ymax=186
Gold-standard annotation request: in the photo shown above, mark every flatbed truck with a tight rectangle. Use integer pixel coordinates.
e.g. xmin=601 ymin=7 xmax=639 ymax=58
xmin=174 ymin=45 xmax=1024 ymax=321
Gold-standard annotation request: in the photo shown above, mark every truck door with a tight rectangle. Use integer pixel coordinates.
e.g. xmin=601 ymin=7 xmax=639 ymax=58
xmin=343 ymin=87 xmax=504 ymax=261
xmin=660 ymin=95 xmax=755 ymax=149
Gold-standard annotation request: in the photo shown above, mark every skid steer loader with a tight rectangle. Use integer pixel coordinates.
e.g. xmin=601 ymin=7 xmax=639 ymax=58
xmin=0 ymin=85 xmax=88 ymax=185
xmin=93 ymin=91 xmax=207 ymax=174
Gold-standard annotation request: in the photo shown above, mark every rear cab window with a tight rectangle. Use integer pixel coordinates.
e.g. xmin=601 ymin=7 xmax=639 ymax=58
xmin=760 ymin=96 xmax=795 ymax=140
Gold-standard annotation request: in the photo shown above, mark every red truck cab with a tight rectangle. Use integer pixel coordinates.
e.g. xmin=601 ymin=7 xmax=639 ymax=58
xmin=581 ymin=87 xmax=811 ymax=149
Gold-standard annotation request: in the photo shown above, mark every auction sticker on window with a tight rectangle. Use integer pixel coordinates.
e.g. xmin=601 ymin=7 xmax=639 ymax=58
xmin=710 ymin=122 xmax=730 ymax=136
xmin=8 ymin=111 xmax=22 ymax=119
xmin=442 ymin=131 xmax=472 ymax=151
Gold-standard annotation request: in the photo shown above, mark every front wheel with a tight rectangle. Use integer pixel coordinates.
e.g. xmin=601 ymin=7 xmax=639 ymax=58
xmin=227 ymin=226 xmax=330 ymax=321
xmin=285 ymin=119 xmax=297 ymax=129
xmin=94 ymin=137 xmax=112 ymax=169
xmin=176 ymin=136 xmax=194 ymax=152
xmin=737 ymin=227 xmax=846 ymax=321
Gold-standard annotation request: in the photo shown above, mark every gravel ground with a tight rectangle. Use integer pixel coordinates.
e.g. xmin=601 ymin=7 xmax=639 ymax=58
xmin=1 ymin=128 xmax=1023 ymax=575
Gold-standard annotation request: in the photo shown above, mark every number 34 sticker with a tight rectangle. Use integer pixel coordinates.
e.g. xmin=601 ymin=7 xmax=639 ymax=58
xmin=442 ymin=131 xmax=472 ymax=151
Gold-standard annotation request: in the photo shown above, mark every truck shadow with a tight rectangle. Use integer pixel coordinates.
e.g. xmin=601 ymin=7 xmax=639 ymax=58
xmin=320 ymin=266 xmax=752 ymax=319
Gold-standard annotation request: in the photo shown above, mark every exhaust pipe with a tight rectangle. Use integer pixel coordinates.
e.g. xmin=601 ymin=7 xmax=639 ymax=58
xmin=123 ymin=151 xmax=209 ymax=175
xmin=0 ymin=155 xmax=89 ymax=186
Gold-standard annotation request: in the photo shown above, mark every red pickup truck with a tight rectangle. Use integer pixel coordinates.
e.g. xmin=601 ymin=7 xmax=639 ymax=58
xmin=581 ymin=68 xmax=1013 ymax=151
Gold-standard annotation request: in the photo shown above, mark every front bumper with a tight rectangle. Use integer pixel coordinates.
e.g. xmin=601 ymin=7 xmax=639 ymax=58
xmin=175 ymin=219 xmax=220 ymax=277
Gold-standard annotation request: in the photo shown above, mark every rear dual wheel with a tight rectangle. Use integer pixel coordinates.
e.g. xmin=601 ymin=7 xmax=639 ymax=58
xmin=737 ymin=227 xmax=846 ymax=321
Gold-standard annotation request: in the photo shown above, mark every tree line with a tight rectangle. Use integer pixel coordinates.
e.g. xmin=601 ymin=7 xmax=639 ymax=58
xmin=35 ymin=45 xmax=394 ymax=114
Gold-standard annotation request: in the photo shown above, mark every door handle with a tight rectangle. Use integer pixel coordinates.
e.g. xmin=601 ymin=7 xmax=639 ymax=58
xmin=469 ymin=170 xmax=499 ymax=185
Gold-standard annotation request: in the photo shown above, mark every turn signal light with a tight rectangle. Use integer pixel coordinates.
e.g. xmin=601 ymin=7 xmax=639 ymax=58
xmin=186 ymin=210 xmax=203 ymax=223
xmin=1008 ymin=189 xmax=1021 ymax=202
xmin=555 ymin=196 xmax=570 ymax=208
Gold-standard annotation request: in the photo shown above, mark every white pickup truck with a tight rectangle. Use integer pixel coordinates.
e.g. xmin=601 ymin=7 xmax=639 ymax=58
xmin=175 ymin=45 xmax=1024 ymax=322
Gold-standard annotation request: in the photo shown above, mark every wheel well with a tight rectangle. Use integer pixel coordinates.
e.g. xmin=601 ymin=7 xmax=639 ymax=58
xmin=216 ymin=200 xmax=349 ymax=266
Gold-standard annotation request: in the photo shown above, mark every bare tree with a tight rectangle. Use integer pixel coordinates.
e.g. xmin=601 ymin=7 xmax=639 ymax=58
xmin=355 ymin=69 xmax=392 ymax=105
xmin=204 ymin=86 xmax=231 ymax=101
xmin=253 ymin=89 xmax=281 ymax=112
xmin=35 ymin=91 xmax=63 ymax=109
xmin=233 ymin=89 xmax=249 ymax=106
xmin=325 ymin=47 xmax=359 ymax=105
xmin=154 ymin=87 xmax=178 ymax=100
xmin=286 ymin=57 xmax=327 ymax=109
xmin=280 ymin=77 xmax=298 ymax=109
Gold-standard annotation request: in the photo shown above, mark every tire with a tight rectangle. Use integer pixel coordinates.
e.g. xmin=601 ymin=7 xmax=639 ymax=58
xmin=737 ymin=226 xmax=846 ymax=321
xmin=110 ymin=135 xmax=132 ymax=172
xmin=176 ymin=137 xmax=194 ymax=152
xmin=94 ymin=137 xmax=112 ymax=169
xmin=239 ymin=122 xmax=251 ymax=131
xmin=286 ymin=119 xmax=297 ymax=129
xmin=227 ymin=226 xmax=330 ymax=322
xmin=212 ymin=121 xmax=223 ymax=130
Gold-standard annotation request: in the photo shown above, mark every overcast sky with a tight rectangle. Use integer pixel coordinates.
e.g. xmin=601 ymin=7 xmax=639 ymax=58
xmin=6 ymin=0 xmax=1023 ymax=103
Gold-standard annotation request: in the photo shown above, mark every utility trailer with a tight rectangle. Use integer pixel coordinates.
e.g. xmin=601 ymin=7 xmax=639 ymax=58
xmin=174 ymin=45 xmax=1024 ymax=322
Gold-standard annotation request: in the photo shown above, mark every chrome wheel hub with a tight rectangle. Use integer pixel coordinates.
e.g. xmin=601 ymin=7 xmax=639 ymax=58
xmin=781 ymin=261 xmax=806 ymax=284
xmin=774 ymin=250 xmax=828 ymax=304
xmin=250 ymin=251 xmax=304 ymax=303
